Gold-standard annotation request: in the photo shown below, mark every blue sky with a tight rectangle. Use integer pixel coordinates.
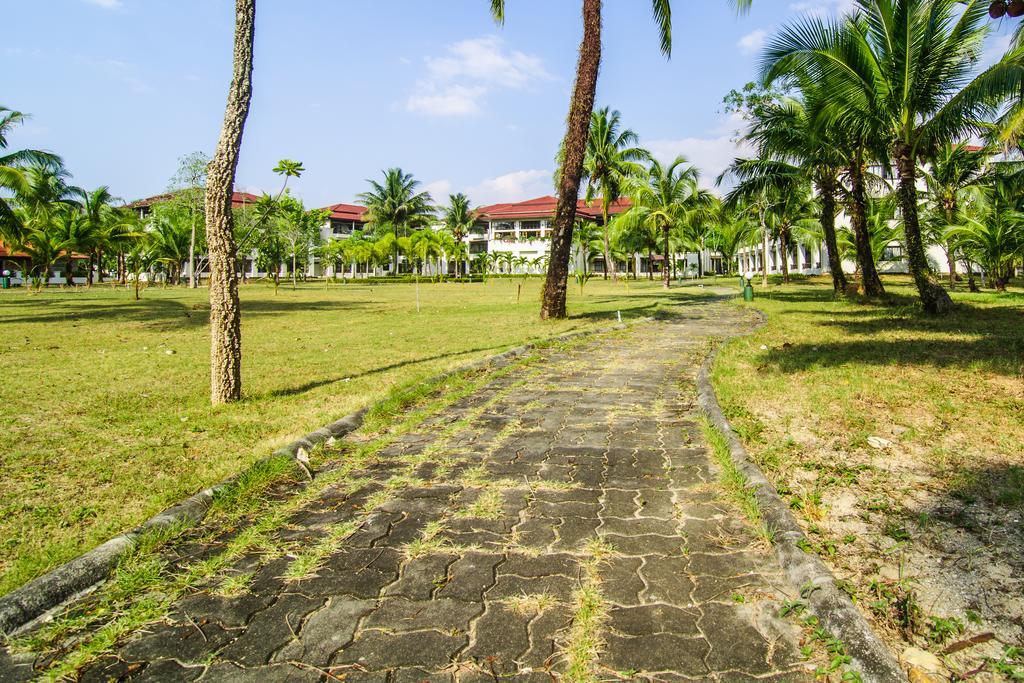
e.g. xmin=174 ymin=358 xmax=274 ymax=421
xmin=3 ymin=0 xmax=1015 ymax=208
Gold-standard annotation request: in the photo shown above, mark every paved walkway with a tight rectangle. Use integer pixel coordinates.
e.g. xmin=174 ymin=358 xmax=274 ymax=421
xmin=27 ymin=302 xmax=812 ymax=681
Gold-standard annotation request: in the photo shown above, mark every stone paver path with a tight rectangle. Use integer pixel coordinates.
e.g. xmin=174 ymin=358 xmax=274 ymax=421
xmin=15 ymin=303 xmax=814 ymax=682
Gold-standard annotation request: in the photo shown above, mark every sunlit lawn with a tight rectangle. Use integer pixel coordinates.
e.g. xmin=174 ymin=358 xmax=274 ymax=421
xmin=713 ymin=275 xmax=1024 ymax=665
xmin=0 ymin=276 xmax=710 ymax=595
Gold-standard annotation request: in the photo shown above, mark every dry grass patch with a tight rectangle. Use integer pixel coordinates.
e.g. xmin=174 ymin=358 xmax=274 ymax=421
xmin=714 ymin=276 xmax=1024 ymax=678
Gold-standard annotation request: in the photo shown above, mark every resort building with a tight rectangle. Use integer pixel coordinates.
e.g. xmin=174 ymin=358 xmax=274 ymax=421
xmin=127 ymin=191 xmax=261 ymax=219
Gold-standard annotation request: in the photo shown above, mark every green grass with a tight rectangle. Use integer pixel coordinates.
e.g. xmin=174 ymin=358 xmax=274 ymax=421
xmin=713 ymin=276 xmax=1024 ymax=512
xmin=0 ymin=277 xmax=711 ymax=596
xmin=699 ymin=416 xmax=772 ymax=543
xmin=712 ymin=274 xmax=1024 ymax=665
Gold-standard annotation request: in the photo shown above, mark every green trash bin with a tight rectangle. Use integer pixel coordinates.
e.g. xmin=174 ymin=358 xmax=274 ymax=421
xmin=1 ymin=270 xmax=10 ymax=289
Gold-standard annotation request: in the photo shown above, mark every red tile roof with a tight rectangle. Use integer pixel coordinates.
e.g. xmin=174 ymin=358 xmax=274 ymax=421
xmin=127 ymin=191 xmax=262 ymax=209
xmin=0 ymin=242 xmax=28 ymax=259
xmin=0 ymin=241 xmax=88 ymax=260
xmin=476 ymin=196 xmax=631 ymax=221
xmin=322 ymin=203 xmax=368 ymax=222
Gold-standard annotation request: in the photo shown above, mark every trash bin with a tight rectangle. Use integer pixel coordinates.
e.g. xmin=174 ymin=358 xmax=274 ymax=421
xmin=1 ymin=270 xmax=10 ymax=289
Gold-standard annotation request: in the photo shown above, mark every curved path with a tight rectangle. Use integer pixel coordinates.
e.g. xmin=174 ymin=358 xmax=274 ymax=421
xmin=12 ymin=301 xmax=814 ymax=682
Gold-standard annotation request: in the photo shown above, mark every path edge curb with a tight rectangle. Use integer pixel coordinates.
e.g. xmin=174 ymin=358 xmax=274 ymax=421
xmin=696 ymin=308 xmax=907 ymax=683
xmin=0 ymin=318 xmax=642 ymax=638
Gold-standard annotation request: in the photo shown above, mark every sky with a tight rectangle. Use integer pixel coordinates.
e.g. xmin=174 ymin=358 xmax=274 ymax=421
xmin=3 ymin=0 xmax=1016 ymax=209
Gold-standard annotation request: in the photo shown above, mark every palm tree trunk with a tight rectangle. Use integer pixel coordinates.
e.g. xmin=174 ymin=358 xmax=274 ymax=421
xmin=761 ymin=211 xmax=769 ymax=288
xmin=816 ymin=173 xmax=847 ymax=294
xmin=945 ymin=240 xmax=956 ymax=288
xmin=647 ymin=249 xmax=653 ymax=280
xmin=602 ymin=198 xmax=615 ymax=281
xmin=662 ymin=226 xmax=671 ymax=289
xmin=65 ymin=255 xmax=74 ymax=287
xmin=894 ymin=142 xmax=952 ymax=314
xmin=540 ymin=0 xmax=601 ymax=320
xmin=188 ymin=218 xmax=198 ymax=289
xmin=780 ymin=229 xmax=790 ymax=284
xmin=847 ymin=158 xmax=884 ymax=297
xmin=206 ymin=0 xmax=254 ymax=406
xmin=965 ymin=258 xmax=979 ymax=292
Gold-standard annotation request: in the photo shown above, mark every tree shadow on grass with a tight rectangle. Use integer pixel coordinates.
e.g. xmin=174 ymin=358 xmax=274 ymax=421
xmin=755 ymin=297 xmax=1024 ymax=378
xmin=253 ymin=342 xmax=515 ymax=400
xmin=0 ymin=297 xmax=375 ymax=328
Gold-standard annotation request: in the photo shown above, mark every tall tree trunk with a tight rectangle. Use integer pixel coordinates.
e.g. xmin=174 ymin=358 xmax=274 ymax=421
xmin=761 ymin=209 xmax=769 ymax=288
xmin=816 ymin=173 xmax=848 ymax=294
xmin=65 ymin=255 xmax=74 ymax=287
xmin=780 ymin=229 xmax=790 ymax=284
xmin=647 ymin=249 xmax=653 ymax=280
xmin=206 ymin=0 xmax=255 ymax=406
xmin=945 ymin=243 xmax=957 ymax=288
xmin=894 ymin=142 xmax=952 ymax=314
xmin=965 ymin=258 xmax=979 ymax=292
xmin=602 ymin=197 xmax=616 ymax=281
xmin=188 ymin=218 xmax=198 ymax=289
xmin=847 ymin=157 xmax=885 ymax=297
xmin=662 ymin=226 xmax=671 ymax=289
xmin=540 ymin=0 xmax=601 ymax=319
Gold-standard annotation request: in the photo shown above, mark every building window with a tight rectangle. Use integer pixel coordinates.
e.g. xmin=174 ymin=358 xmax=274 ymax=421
xmin=493 ymin=222 xmax=515 ymax=240
xmin=520 ymin=220 xmax=541 ymax=240
xmin=331 ymin=220 xmax=353 ymax=236
xmin=881 ymin=244 xmax=904 ymax=261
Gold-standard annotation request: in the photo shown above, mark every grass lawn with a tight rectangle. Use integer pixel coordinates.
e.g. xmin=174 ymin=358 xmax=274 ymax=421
xmin=0 ymin=276 xmax=711 ymax=596
xmin=713 ymin=276 xmax=1024 ymax=675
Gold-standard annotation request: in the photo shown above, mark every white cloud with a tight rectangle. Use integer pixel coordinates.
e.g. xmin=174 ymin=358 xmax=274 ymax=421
xmin=645 ymin=134 xmax=754 ymax=191
xmin=466 ymin=169 xmax=551 ymax=205
xmin=788 ymin=0 xmax=856 ymax=18
xmin=85 ymin=0 xmax=122 ymax=8
xmin=423 ymin=179 xmax=453 ymax=200
xmin=407 ymin=36 xmax=551 ymax=117
xmin=738 ymin=29 xmax=768 ymax=56
xmin=407 ymin=85 xmax=487 ymax=117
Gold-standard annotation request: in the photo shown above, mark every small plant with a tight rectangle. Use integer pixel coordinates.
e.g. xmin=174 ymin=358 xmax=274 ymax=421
xmin=779 ymin=599 xmax=807 ymax=617
xmin=925 ymin=615 xmax=964 ymax=645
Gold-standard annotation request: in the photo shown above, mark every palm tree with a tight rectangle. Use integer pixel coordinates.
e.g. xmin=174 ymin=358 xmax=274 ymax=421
xmin=572 ymin=219 xmax=602 ymax=275
xmin=763 ymin=0 xmax=1024 ymax=312
xmin=709 ymin=203 xmax=757 ymax=275
xmin=611 ymin=214 xmax=658 ymax=279
xmin=18 ymin=220 xmax=70 ymax=289
xmin=357 ymin=168 xmax=435 ymax=275
xmin=948 ymin=177 xmax=1024 ymax=290
xmin=443 ymin=193 xmax=475 ymax=277
xmin=491 ymin=0 xmax=674 ymax=318
xmin=0 ymin=107 xmax=62 ymax=242
xmin=74 ymin=186 xmax=118 ymax=285
xmin=149 ymin=214 xmax=191 ymax=284
xmin=621 ymin=157 xmax=714 ymax=289
xmin=736 ymin=93 xmax=850 ymax=293
xmin=206 ymin=0 xmax=255 ymax=405
xmin=837 ymin=196 xmax=902 ymax=277
xmin=922 ymin=143 xmax=989 ymax=287
xmin=49 ymin=205 xmax=95 ymax=286
xmin=580 ymin=107 xmax=649 ymax=280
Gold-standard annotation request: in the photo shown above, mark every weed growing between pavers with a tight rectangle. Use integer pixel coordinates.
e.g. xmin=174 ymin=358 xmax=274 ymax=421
xmin=560 ymin=538 xmax=616 ymax=682
xmin=699 ymin=417 xmax=773 ymax=543
xmin=7 ymin=339 xmax=584 ymax=679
